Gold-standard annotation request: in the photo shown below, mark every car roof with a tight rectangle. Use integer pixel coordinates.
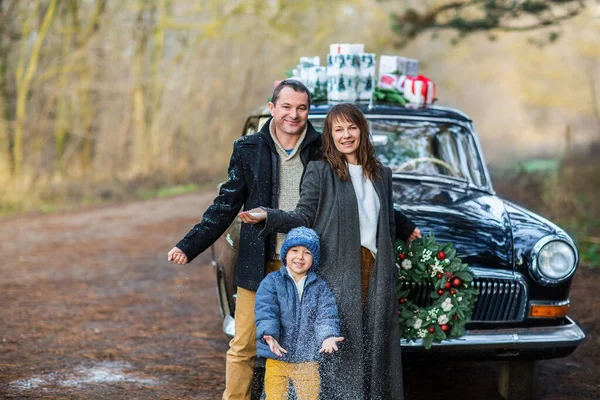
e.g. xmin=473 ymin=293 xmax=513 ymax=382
xmin=251 ymin=103 xmax=472 ymax=123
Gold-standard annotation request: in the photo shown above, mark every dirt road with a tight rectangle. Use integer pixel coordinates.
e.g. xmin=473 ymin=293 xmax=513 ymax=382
xmin=0 ymin=190 xmax=597 ymax=399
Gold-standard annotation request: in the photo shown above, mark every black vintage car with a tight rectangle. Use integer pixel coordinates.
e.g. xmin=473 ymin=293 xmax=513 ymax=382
xmin=210 ymin=103 xmax=585 ymax=399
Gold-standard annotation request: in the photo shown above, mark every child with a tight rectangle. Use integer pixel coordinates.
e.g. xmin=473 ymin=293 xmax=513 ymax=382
xmin=254 ymin=227 xmax=343 ymax=400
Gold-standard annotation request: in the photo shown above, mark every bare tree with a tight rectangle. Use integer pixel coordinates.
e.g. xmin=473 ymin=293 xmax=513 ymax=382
xmin=387 ymin=0 xmax=589 ymax=47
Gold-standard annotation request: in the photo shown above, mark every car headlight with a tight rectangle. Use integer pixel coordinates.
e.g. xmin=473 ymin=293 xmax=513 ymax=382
xmin=530 ymin=236 xmax=578 ymax=286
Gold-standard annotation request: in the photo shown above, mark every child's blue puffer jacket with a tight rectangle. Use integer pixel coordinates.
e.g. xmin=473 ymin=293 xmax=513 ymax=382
xmin=255 ymin=267 xmax=340 ymax=363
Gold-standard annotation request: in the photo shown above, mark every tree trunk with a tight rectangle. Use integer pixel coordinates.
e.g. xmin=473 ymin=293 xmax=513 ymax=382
xmin=13 ymin=0 xmax=58 ymax=185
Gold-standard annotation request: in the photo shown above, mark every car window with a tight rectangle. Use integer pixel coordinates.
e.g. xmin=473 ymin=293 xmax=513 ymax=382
xmin=311 ymin=118 xmax=485 ymax=186
xmin=458 ymin=133 xmax=486 ymax=187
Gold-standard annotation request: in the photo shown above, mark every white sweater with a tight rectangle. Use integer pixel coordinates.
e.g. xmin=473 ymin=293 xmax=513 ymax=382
xmin=348 ymin=163 xmax=380 ymax=255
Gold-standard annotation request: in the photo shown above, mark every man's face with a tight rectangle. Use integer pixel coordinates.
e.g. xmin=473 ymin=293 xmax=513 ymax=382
xmin=268 ymin=87 xmax=309 ymax=137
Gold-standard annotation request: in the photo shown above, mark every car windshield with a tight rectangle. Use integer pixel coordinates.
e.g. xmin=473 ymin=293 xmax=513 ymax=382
xmin=310 ymin=118 xmax=487 ymax=187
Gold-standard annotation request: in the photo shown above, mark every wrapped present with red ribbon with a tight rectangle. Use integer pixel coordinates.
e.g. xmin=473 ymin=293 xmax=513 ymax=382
xmin=403 ymin=75 xmax=436 ymax=107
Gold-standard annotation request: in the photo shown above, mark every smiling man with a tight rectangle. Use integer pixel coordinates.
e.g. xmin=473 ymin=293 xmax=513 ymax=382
xmin=167 ymin=80 xmax=322 ymax=400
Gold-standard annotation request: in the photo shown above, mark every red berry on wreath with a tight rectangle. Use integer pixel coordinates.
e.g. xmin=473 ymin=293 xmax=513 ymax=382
xmin=444 ymin=282 xmax=451 ymax=289
xmin=437 ymin=289 xmax=445 ymax=295
xmin=398 ymin=310 xmax=401 ymax=315
xmin=437 ymin=251 xmax=446 ymax=260
xmin=428 ymin=327 xmax=435 ymax=333
xmin=436 ymin=273 xmax=443 ymax=279
xmin=452 ymin=277 xmax=462 ymax=287
xmin=452 ymin=314 xmax=459 ymax=320
xmin=398 ymin=253 xmax=406 ymax=260
xmin=441 ymin=324 xmax=450 ymax=332
xmin=450 ymin=289 xmax=456 ymax=295
xmin=445 ymin=271 xmax=453 ymax=278
xmin=400 ymin=298 xmax=406 ymax=304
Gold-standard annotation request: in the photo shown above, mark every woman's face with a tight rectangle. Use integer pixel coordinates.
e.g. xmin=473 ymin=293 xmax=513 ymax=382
xmin=331 ymin=117 xmax=360 ymax=164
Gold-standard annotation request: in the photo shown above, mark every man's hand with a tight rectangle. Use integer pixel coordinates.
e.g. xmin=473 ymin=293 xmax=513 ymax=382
xmin=319 ymin=337 xmax=344 ymax=353
xmin=407 ymin=227 xmax=422 ymax=242
xmin=168 ymin=247 xmax=188 ymax=265
xmin=238 ymin=208 xmax=267 ymax=224
xmin=264 ymin=335 xmax=288 ymax=357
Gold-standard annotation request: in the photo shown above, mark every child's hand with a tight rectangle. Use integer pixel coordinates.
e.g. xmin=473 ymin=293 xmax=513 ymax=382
xmin=319 ymin=337 xmax=344 ymax=353
xmin=264 ymin=335 xmax=288 ymax=357
xmin=238 ymin=208 xmax=267 ymax=224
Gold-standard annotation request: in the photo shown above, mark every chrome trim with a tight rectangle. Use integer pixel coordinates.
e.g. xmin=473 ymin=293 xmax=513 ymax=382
xmin=223 ymin=315 xmax=235 ymax=337
xmin=468 ymin=267 xmax=528 ymax=321
xmin=401 ymin=316 xmax=585 ymax=350
xmin=215 ymin=266 xmax=228 ymax=319
xmin=467 ymin=121 xmax=495 ymax=193
xmin=530 ymin=299 xmax=570 ymax=306
xmin=529 ymin=235 xmax=579 ymax=286
xmin=391 ymin=173 xmax=469 ymax=188
xmin=469 ymin=266 xmax=526 ymax=282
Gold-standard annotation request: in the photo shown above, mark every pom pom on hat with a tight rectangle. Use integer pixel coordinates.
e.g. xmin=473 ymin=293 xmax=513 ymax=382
xmin=280 ymin=227 xmax=321 ymax=269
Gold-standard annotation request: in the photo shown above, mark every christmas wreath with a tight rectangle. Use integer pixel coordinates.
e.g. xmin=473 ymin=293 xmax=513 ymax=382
xmin=396 ymin=232 xmax=478 ymax=349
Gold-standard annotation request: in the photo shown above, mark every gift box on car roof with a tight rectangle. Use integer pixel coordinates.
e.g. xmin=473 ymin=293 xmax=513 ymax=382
xmin=283 ymin=44 xmax=436 ymax=108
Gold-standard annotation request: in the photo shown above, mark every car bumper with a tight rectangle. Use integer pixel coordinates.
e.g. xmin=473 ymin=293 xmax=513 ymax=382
xmin=223 ymin=315 xmax=585 ymax=359
xmin=401 ymin=316 xmax=585 ymax=359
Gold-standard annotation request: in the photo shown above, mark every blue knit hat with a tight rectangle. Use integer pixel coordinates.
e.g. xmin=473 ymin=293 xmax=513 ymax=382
xmin=280 ymin=227 xmax=321 ymax=269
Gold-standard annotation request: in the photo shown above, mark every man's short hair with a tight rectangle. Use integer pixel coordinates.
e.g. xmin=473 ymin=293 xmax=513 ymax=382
xmin=271 ymin=79 xmax=311 ymax=109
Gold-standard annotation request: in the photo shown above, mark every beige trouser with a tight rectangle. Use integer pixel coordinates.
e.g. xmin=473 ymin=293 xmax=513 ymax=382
xmin=223 ymin=260 xmax=282 ymax=400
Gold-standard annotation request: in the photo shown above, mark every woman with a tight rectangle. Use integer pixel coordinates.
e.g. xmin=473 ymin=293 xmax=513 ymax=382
xmin=239 ymin=103 xmax=420 ymax=399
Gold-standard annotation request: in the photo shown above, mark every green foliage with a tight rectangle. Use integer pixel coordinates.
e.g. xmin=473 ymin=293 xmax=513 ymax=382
xmin=522 ymin=1 xmax=550 ymax=13
xmin=389 ymin=0 xmax=585 ymax=47
xmin=373 ymin=87 xmax=408 ymax=106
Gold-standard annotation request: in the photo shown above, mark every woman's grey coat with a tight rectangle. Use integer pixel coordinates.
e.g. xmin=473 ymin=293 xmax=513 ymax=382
xmin=261 ymin=160 xmax=404 ymax=400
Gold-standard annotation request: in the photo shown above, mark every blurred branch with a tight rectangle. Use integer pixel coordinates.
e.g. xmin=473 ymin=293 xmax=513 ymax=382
xmin=389 ymin=0 xmax=587 ymax=47
xmin=585 ymin=63 xmax=600 ymax=134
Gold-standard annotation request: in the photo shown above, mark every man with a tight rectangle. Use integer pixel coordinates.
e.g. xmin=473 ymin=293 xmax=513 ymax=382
xmin=168 ymin=80 xmax=322 ymax=400
xmin=168 ymin=80 xmax=421 ymax=399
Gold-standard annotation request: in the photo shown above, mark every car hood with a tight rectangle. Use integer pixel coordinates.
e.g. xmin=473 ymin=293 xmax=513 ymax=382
xmin=392 ymin=178 xmax=513 ymax=270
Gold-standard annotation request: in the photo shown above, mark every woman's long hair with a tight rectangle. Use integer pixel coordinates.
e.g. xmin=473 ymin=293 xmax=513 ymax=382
xmin=321 ymin=103 xmax=382 ymax=181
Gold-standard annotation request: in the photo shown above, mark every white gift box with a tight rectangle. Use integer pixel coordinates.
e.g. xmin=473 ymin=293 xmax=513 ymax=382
xmin=328 ymin=74 xmax=358 ymax=103
xmin=379 ymin=55 xmax=399 ymax=77
xmin=305 ymin=66 xmax=327 ymax=93
xmin=350 ymin=44 xmax=365 ymax=54
xmin=379 ymin=55 xmax=419 ymax=78
xmin=330 ymin=43 xmax=365 ymax=55
xmin=406 ymin=58 xmax=419 ymax=76
xmin=330 ymin=43 xmax=351 ymax=54
xmin=300 ymin=56 xmax=320 ymax=68
xmin=378 ymin=74 xmax=400 ymax=90
xmin=403 ymin=75 xmax=436 ymax=106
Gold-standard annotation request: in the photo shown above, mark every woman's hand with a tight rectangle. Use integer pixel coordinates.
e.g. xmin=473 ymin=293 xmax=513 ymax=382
xmin=407 ymin=227 xmax=422 ymax=242
xmin=264 ymin=335 xmax=288 ymax=357
xmin=319 ymin=337 xmax=344 ymax=353
xmin=238 ymin=208 xmax=267 ymax=224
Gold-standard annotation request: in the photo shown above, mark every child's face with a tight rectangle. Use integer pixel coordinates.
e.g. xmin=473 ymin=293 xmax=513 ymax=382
xmin=285 ymin=245 xmax=313 ymax=279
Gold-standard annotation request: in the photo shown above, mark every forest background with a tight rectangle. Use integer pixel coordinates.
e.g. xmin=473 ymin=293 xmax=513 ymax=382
xmin=0 ymin=0 xmax=598 ymax=265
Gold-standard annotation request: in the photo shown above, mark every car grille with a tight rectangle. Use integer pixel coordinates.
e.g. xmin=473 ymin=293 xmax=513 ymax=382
xmin=399 ymin=276 xmax=527 ymax=322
